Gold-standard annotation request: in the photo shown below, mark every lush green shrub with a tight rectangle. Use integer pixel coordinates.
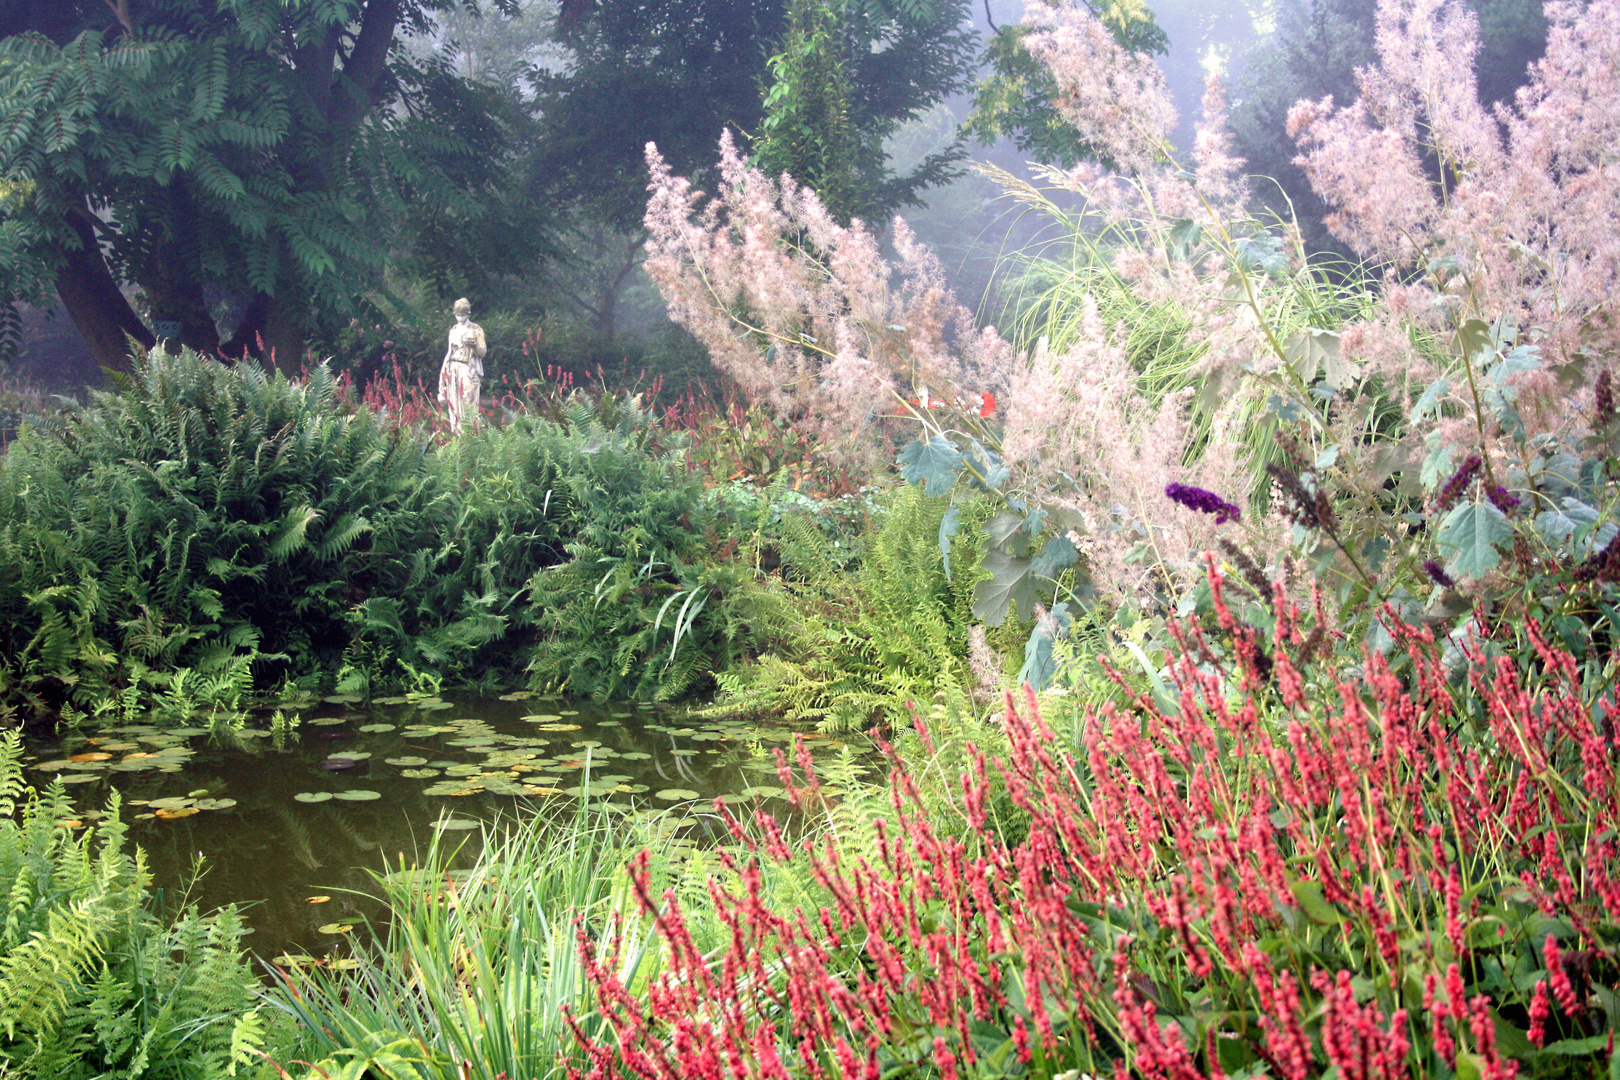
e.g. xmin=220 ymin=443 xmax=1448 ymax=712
xmin=710 ymin=484 xmax=993 ymax=731
xmin=0 ymin=731 xmax=274 ymax=1077
xmin=0 ymin=350 xmax=432 ymax=711
xmin=521 ymin=395 xmax=793 ymax=701
xmin=0 ymin=349 xmax=788 ymax=711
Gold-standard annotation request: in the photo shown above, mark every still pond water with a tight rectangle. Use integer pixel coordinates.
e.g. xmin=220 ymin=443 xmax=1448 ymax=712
xmin=23 ymin=692 xmax=856 ymax=965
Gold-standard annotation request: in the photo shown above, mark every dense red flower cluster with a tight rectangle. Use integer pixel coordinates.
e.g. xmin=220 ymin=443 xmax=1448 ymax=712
xmin=568 ymin=559 xmax=1620 ymax=1079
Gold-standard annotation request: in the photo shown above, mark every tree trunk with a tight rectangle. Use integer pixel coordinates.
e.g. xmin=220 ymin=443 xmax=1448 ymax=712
xmin=220 ymin=292 xmax=307 ymax=375
xmin=53 ymin=215 xmax=154 ymax=373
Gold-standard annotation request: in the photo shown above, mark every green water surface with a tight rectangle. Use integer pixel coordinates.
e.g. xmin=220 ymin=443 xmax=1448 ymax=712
xmin=23 ymin=693 xmax=860 ymax=965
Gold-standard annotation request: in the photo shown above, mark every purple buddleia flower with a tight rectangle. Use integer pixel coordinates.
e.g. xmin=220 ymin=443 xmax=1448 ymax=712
xmin=1487 ymin=485 xmax=1520 ymax=513
xmin=1433 ymin=455 xmax=1483 ymax=513
xmin=1165 ymin=483 xmax=1242 ymax=525
xmin=1423 ymin=559 xmax=1457 ymax=588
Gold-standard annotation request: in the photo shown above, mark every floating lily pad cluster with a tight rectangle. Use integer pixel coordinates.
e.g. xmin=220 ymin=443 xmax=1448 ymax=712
xmin=128 ymin=790 xmax=238 ymax=820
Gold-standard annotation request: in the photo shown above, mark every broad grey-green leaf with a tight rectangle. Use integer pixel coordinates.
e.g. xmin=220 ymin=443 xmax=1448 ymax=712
xmin=973 ymin=546 xmax=1038 ymax=627
xmin=1017 ymin=602 xmax=1073 ymax=691
xmin=982 ymin=511 xmax=1029 ymax=556
xmin=938 ymin=504 xmax=961 ymax=582
xmin=1031 ymin=536 xmax=1079 ymax=580
xmin=897 ymin=437 xmax=963 ymax=496
xmin=1437 ymin=501 xmax=1512 ymax=578
xmin=1283 ymin=328 xmax=1345 ymax=387
xmin=1411 ymin=378 xmax=1451 ymax=422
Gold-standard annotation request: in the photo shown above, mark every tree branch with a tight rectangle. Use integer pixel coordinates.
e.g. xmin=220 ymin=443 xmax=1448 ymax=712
xmin=328 ymin=0 xmax=402 ymax=136
xmin=103 ymin=0 xmax=135 ymax=36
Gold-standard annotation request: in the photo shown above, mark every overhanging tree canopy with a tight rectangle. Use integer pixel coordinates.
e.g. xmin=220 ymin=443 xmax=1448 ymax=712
xmin=0 ymin=0 xmax=546 ymax=372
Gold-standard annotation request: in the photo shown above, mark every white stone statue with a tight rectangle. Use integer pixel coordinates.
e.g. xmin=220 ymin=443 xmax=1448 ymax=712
xmin=437 ymin=297 xmax=486 ymax=434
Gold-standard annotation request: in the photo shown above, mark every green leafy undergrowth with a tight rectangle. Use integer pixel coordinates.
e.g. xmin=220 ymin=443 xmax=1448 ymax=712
xmin=0 ymin=730 xmax=276 ymax=1077
xmin=522 ymin=397 xmax=794 ymax=701
xmin=0 ymin=350 xmax=431 ymax=710
xmin=0 ymin=350 xmax=792 ymax=710
xmin=710 ymin=484 xmax=990 ymax=731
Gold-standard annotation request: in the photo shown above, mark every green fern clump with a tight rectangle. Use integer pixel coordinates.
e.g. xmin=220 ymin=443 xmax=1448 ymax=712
xmin=0 ymin=349 xmax=434 ymax=707
xmin=710 ymin=484 xmax=989 ymax=732
xmin=518 ymin=397 xmax=793 ymax=700
xmin=0 ymin=731 xmax=275 ymax=1078
xmin=0 ymin=350 xmax=795 ymax=708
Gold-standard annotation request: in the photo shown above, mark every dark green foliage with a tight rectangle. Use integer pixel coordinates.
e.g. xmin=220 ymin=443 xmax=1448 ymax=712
xmin=0 ymin=732 xmax=269 ymax=1077
xmin=712 ymin=484 xmax=986 ymax=731
xmin=522 ymin=398 xmax=792 ymax=700
xmin=753 ymin=0 xmax=974 ymax=223
xmin=0 ymin=349 xmax=779 ymax=710
xmin=965 ymin=0 xmax=1167 ymax=168
xmin=0 ymin=0 xmax=548 ymax=369
xmin=0 ymin=351 xmax=430 ymax=705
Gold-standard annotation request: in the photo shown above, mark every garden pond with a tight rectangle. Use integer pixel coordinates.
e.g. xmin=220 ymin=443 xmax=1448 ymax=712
xmin=20 ymin=692 xmax=861 ymax=967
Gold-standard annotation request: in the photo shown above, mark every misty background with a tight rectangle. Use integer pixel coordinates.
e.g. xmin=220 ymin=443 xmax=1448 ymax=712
xmin=4 ymin=0 xmax=1547 ymax=397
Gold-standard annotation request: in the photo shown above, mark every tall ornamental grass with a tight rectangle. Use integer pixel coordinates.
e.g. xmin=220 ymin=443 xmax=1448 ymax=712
xmin=269 ymin=804 xmax=668 ymax=1080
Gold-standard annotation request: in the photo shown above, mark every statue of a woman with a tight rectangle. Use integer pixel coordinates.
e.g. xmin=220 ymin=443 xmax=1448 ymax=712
xmin=437 ymin=297 xmax=487 ymax=434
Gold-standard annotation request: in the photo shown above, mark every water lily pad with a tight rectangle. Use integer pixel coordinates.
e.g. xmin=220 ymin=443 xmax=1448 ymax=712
xmin=358 ymin=723 xmax=396 ymax=733
xmin=655 ymin=788 xmax=700 ymax=801
xmin=569 ymin=739 xmax=603 ymax=749
xmin=618 ymin=752 xmax=652 ymax=760
xmin=324 ymin=751 xmax=371 ymax=762
xmin=294 ymin=792 xmax=334 ymax=803
xmin=308 ymin=717 xmax=349 ymax=727
xmin=418 ymin=702 xmax=454 ymax=711
xmin=273 ymin=954 xmax=317 ymax=967
xmin=401 ymin=768 xmax=440 ymax=779
xmin=435 ymin=818 xmax=480 ymax=831
xmin=33 ymin=759 xmax=78 ymax=772
xmin=537 ymin=723 xmax=581 ymax=732
xmin=155 ymin=807 xmax=200 ymax=819
xmin=498 ymin=691 xmax=533 ymax=701
xmin=165 ymin=727 xmax=210 ymax=737
xmin=372 ymin=696 xmax=411 ymax=706
xmin=65 ymin=760 xmax=108 ymax=770
xmin=332 ymin=790 xmax=380 ymax=801
xmin=306 ymin=896 xmax=331 ymax=904
xmin=69 ymin=752 xmax=112 ymax=762
xmin=194 ymin=798 xmax=237 ymax=810
xmin=422 ymin=783 xmax=469 ymax=796
xmin=521 ymin=785 xmax=564 ymax=796
xmin=610 ymin=711 xmax=634 ymax=718
xmin=523 ymin=714 xmax=562 ymax=723
xmin=149 ymin=797 xmax=197 ymax=810
xmin=317 ymin=923 xmax=355 ymax=934
xmin=384 ymin=756 xmax=428 ymax=767
xmin=57 ymin=773 xmax=99 ymax=784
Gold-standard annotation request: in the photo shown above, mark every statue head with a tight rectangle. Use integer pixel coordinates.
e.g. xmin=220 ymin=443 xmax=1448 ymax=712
xmin=453 ymin=297 xmax=472 ymax=318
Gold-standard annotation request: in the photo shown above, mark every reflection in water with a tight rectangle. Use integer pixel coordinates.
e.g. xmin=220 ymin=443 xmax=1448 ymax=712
xmin=24 ymin=694 xmax=856 ymax=963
